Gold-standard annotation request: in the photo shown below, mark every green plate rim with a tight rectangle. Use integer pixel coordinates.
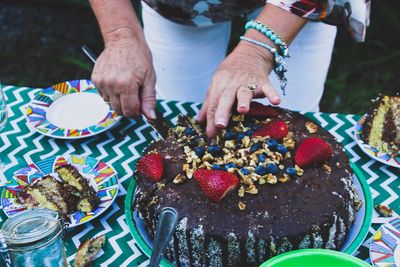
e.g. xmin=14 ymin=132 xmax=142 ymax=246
xmin=124 ymin=177 xmax=173 ymax=267
xmin=260 ymin=248 xmax=372 ymax=267
xmin=124 ymin=162 xmax=372 ymax=264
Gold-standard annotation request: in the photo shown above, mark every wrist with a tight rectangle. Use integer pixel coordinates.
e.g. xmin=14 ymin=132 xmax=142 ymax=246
xmin=237 ymin=30 xmax=275 ymax=67
xmin=104 ymin=26 xmax=143 ymax=48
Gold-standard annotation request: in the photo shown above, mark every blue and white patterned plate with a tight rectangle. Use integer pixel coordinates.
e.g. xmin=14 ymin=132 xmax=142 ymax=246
xmin=354 ymin=114 xmax=400 ymax=168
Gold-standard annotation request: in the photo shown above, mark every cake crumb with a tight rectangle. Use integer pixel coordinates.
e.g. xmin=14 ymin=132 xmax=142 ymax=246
xmin=374 ymin=204 xmax=393 ymax=217
xmin=305 ymin=121 xmax=318 ymax=133
xmin=238 ymin=201 xmax=246 ymax=210
xmin=156 ymin=182 xmax=166 ymax=190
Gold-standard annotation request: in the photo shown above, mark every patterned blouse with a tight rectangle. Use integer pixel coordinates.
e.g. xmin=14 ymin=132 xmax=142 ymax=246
xmin=143 ymin=0 xmax=371 ymax=42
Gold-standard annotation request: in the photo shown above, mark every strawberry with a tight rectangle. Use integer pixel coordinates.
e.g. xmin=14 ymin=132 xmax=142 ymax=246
xmin=294 ymin=137 xmax=333 ymax=168
xmin=137 ymin=153 xmax=164 ymax=182
xmin=247 ymin=102 xmax=279 ymax=117
xmin=193 ymin=169 xmax=239 ymax=202
xmin=253 ymin=120 xmax=289 ymax=140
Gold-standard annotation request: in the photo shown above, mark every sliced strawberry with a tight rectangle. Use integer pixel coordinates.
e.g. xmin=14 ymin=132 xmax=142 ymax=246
xmin=294 ymin=137 xmax=333 ymax=168
xmin=247 ymin=102 xmax=279 ymax=117
xmin=137 ymin=153 xmax=164 ymax=182
xmin=253 ymin=120 xmax=289 ymax=140
xmin=193 ymin=169 xmax=239 ymax=202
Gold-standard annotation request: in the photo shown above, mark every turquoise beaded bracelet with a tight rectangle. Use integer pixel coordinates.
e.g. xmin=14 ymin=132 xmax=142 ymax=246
xmin=245 ymin=20 xmax=289 ymax=58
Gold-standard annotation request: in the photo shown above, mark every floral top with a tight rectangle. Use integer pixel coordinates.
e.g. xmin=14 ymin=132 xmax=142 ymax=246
xmin=143 ymin=0 xmax=371 ymax=42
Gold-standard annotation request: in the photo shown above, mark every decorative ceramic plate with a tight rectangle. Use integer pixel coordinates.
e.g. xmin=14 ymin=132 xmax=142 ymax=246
xmin=354 ymin=115 xmax=400 ymax=168
xmin=26 ymin=79 xmax=122 ymax=139
xmin=1 ymin=155 xmax=119 ymax=228
xmin=124 ymin=163 xmax=372 ymax=266
xmin=370 ymin=218 xmax=400 ymax=267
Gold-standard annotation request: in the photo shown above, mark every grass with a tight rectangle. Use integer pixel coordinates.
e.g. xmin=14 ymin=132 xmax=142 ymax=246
xmin=0 ymin=0 xmax=398 ymax=114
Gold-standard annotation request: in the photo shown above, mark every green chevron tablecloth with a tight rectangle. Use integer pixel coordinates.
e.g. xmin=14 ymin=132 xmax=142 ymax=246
xmin=0 ymin=85 xmax=399 ymax=266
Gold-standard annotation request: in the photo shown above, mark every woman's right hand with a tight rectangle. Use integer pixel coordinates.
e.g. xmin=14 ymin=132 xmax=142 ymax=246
xmin=91 ymin=29 xmax=157 ymax=119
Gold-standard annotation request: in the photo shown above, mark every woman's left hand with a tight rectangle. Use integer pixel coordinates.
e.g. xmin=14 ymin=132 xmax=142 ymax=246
xmin=198 ymin=40 xmax=281 ymax=138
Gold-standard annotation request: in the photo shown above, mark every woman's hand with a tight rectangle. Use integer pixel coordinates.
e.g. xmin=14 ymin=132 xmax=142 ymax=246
xmin=198 ymin=39 xmax=281 ymax=138
xmin=91 ymin=30 xmax=157 ymax=119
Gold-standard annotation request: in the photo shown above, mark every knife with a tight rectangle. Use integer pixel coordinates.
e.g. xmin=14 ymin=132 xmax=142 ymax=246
xmin=81 ymin=45 xmax=167 ymax=139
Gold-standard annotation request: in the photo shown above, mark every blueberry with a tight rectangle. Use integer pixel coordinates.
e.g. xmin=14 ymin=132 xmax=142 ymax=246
xmin=257 ymin=154 xmax=266 ymax=163
xmin=184 ymin=127 xmax=195 ymax=136
xmin=240 ymin=168 xmax=250 ymax=175
xmin=194 ymin=147 xmax=205 ymax=157
xmin=276 ymin=144 xmax=288 ymax=155
xmin=246 ymin=129 xmax=254 ymax=136
xmin=225 ymin=163 xmax=237 ymax=170
xmin=212 ymin=164 xmax=223 ymax=170
xmin=266 ymin=163 xmax=278 ymax=174
xmin=255 ymin=165 xmax=268 ymax=175
xmin=207 ymin=145 xmax=222 ymax=156
xmin=249 ymin=142 xmax=263 ymax=153
xmin=225 ymin=131 xmax=235 ymax=140
xmin=236 ymin=133 xmax=246 ymax=141
xmin=286 ymin=167 xmax=296 ymax=176
xmin=267 ymin=139 xmax=278 ymax=150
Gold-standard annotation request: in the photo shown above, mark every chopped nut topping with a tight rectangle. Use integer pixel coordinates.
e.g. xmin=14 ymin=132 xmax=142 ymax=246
xmin=295 ymin=165 xmax=304 ymax=176
xmin=335 ymin=162 xmax=341 ymax=168
xmin=266 ymin=174 xmax=278 ymax=184
xmin=245 ymin=185 xmax=258 ymax=194
xmin=232 ymin=114 xmax=245 ymax=122
xmin=354 ymin=199 xmax=363 ymax=211
xmin=182 ymin=164 xmax=190 ymax=171
xmin=259 ymin=177 xmax=266 ymax=185
xmin=374 ymin=204 xmax=393 ymax=217
xmin=242 ymin=136 xmax=251 ymax=147
xmin=305 ymin=121 xmax=318 ymax=133
xmin=156 ymin=182 xmax=166 ymax=190
xmin=238 ymin=186 xmax=245 ymax=197
xmin=322 ymin=163 xmax=332 ymax=174
xmin=224 ymin=140 xmax=235 ymax=149
xmin=202 ymin=153 xmax=214 ymax=161
xmin=283 ymin=137 xmax=295 ymax=149
xmin=279 ymin=174 xmax=291 ymax=183
xmin=238 ymin=201 xmax=246 ymax=211
xmin=176 ymin=126 xmax=186 ymax=134
xmin=279 ymin=164 xmax=284 ymax=170
xmin=173 ymin=173 xmax=187 ymax=184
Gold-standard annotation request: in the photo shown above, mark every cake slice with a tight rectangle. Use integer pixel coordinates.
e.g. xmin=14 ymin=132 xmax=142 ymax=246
xmin=56 ymin=165 xmax=100 ymax=212
xmin=363 ymin=95 xmax=400 ymax=156
xmin=19 ymin=175 xmax=76 ymax=217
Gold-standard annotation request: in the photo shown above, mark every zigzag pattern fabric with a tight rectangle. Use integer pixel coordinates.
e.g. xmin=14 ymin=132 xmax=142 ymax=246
xmin=0 ymin=85 xmax=398 ymax=266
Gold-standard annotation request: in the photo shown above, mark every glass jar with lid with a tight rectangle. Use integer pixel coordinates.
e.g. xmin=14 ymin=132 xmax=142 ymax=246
xmin=0 ymin=208 xmax=68 ymax=267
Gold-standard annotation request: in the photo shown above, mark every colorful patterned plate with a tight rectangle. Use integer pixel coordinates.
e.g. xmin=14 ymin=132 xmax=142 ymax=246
xmin=1 ymin=155 xmax=119 ymax=228
xmin=26 ymin=79 xmax=122 ymax=139
xmin=124 ymin=163 xmax=372 ymax=265
xmin=370 ymin=218 xmax=400 ymax=267
xmin=354 ymin=114 xmax=400 ymax=168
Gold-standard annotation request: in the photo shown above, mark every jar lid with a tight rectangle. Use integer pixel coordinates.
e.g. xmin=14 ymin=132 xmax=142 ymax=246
xmin=1 ymin=209 xmax=60 ymax=245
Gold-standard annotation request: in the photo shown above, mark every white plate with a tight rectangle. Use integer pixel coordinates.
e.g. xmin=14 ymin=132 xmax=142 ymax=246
xmin=26 ymin=79 xmax=122 ymax=139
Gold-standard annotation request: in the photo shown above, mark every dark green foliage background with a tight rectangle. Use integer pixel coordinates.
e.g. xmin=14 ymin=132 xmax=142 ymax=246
xmin=0 ymin=0 xmax=398 ymax=115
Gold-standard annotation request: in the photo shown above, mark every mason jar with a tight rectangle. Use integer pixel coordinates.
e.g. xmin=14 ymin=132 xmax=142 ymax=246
xmin=0 ymin=209 xmax=68 ymax=267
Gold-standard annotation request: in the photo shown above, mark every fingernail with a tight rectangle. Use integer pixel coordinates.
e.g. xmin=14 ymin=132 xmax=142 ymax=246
xmin=215 ymin=117 xmax=226 ymax=127
xmin=149 ymin=109 xmax=157 ymax=120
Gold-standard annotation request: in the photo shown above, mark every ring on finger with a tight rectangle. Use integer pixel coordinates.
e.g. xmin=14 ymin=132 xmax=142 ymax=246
xmin=247 ymin=83 xmax=258 ymax=97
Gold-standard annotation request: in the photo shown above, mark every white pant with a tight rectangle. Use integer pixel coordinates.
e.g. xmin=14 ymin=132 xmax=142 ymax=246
xmin=142 ymin=2 xmax=337 ymax=112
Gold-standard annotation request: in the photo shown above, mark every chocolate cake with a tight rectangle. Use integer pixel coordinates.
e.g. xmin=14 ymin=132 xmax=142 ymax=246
xmin=362 ymin=95 xmax=400 ymax=156
xmin=135 ymin=103 xmax=360 ymax=266
xmin=19 ymin=164 xmax=100 ymax=218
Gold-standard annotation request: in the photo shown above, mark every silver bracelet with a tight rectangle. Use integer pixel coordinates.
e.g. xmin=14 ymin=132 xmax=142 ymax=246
xmin=240 ymin=36 xmax=288 ymax=95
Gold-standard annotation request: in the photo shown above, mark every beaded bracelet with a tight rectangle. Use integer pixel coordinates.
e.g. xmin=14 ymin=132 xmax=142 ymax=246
xmin=240 ymin=36 xmax=287 ymax=95
xmin=245 ymin=20 xmax=289 ymax=58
